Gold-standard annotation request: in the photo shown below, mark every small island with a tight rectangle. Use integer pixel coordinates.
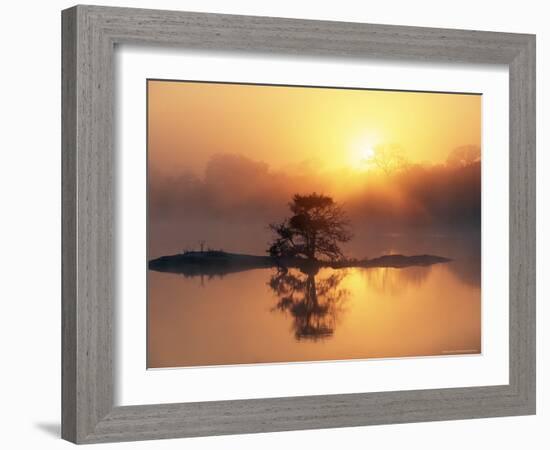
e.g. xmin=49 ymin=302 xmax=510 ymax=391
xmin=148 ymin=249 xmax=450 ymax=277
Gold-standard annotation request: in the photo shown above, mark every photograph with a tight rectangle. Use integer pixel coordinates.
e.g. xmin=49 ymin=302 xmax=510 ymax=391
xmin=147 ymin=80 xmax=482 ymax=368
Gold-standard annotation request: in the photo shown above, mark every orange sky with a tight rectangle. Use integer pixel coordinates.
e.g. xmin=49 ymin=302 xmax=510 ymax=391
xmin=148 ymin=79 xmax=481 ymax=175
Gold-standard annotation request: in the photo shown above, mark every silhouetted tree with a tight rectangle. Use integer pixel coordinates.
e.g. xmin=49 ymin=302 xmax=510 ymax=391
xmin=446 ymin=145 xmax=481 ymax=168
xmin=370 ymin=143 xmax=408 ymax=176
xmin=268 ymin=193 xmax=352 ymax=261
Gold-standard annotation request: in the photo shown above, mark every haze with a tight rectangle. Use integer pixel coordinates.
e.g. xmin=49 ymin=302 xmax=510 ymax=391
xmin=148 ymin=80 xmax=481 ymax=261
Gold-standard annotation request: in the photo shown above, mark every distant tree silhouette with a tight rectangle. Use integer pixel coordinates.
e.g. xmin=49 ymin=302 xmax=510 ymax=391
xmin=370 ymin=143 xmax=408 ymax=176
xmin=268 ymin=193 xmax=352 ymax=261
xmin=446 ymin=145 xmax=481 ymax=168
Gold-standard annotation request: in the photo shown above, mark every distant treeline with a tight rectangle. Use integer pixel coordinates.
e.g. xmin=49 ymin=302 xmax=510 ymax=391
xmin=149 ymin=150 xmax=480 ymax=230
xmin=348 ymin=160 xmax=481 ymax=228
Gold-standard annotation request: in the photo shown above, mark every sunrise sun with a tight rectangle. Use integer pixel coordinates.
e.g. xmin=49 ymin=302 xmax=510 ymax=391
xmin=362 ymin=147 xmax=375 ymax=161
xmin=350 ymin=145 xmax=377 ymax=170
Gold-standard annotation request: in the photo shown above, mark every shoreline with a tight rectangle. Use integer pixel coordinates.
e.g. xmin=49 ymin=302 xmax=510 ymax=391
xmin=148 ymin=250 xmax=451 ymax=277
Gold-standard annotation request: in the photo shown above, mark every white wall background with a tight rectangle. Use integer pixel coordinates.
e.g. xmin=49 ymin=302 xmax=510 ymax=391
xmin=0 ymin=1 xmax=546 ymax=449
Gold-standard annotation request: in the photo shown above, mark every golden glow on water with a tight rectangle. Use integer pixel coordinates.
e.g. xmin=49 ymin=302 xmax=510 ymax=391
xmin=147 ymin=263 xmax=480 ymax=368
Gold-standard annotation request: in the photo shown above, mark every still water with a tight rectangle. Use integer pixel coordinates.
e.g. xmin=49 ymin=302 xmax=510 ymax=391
xmin=147 ymin=258 xmax=481 ymax=368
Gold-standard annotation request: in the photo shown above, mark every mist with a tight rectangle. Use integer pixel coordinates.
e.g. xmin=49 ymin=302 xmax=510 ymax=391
xmin=148 ymin=151 xmax=481 ymax=261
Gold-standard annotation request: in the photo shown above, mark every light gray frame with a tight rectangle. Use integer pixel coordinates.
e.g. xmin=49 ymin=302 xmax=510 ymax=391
xmin=62 ymin=4 xmax=536 ymax=444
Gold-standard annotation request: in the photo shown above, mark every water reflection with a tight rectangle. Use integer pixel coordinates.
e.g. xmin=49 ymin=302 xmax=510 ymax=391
xmin=147 ymin=257 xmax=481 ymax=368
xmin=357 ymin=265 xmax=432 ymax=296
xmin=268 ymin=267 xmax=349 ymax=341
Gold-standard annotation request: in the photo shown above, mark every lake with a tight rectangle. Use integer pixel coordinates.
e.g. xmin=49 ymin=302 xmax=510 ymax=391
xmin=147 ymin=254 xmax=481 ymax=368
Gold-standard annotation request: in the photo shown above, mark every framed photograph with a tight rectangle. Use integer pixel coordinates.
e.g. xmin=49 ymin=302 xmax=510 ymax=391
xmin=62 ymin=5 xmax=536 ymax=444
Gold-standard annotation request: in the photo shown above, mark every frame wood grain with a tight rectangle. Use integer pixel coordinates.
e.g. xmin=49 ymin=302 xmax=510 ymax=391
xmin=61 ymin=5 xmax=536 ymax=444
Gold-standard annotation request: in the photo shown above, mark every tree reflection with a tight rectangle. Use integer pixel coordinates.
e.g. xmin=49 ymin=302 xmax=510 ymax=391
xmin=268 ymin=267 xmax=349 ymax=341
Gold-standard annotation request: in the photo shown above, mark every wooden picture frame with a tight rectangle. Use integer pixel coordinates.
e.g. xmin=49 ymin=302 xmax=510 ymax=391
xmin=62 ymin=5 xmax=536 ymax=444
